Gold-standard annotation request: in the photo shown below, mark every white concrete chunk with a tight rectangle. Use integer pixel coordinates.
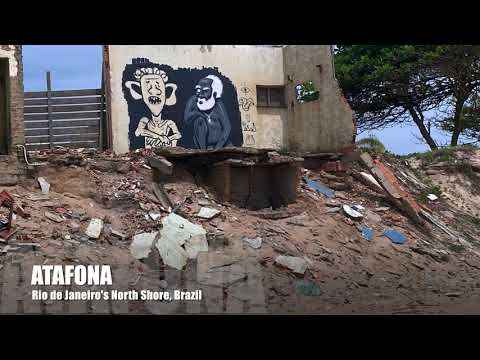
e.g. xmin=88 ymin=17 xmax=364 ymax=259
xmin=130 ymin=232 xmax=158 ymax=259
xmin=197 ymin=207 xmax=221 ymax=219
xmin=275 ymin=255 xmax=309 ymax=275
xmin=37 ymin=177 xmax=50 ymax=194
xmin=85 ymin=218 xmax=104 ymax=239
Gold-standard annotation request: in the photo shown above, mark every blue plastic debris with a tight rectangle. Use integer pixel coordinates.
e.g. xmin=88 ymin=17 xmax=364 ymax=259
xmin=296 ymin=280 xmax=322 ymax=296
xmin=384 ymin=229 xmax=406 ymax=244
xmin=360 ymin=225 xmax=374 ymax=241
xmin=304 ymin=177 xmax=335 ymax=198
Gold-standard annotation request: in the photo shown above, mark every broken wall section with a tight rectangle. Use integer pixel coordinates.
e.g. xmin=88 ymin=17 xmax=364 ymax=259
xmin=0 ymin=45 xmax=25 ymax=186
xmin=283 ymin=45 xmax=355 ymax=154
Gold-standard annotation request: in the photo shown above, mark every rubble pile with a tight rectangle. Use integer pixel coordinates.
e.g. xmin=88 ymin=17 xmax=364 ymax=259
xmin=0 ymin=145 xmax=479 ymax=314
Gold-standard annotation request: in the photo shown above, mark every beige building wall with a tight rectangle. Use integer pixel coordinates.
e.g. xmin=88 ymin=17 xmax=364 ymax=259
xmin=284 ymin=45 xmax=355 ymax=153
xmin=107 ymin=45 xmax=287 ymax=154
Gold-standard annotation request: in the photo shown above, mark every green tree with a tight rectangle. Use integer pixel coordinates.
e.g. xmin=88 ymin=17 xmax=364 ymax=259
xmin=335 ymin=45 xmax=480 ymax=150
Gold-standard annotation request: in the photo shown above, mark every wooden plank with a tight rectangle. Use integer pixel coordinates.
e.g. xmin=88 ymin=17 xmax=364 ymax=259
xmin=25 ymin=111 xmax=102 ymax=121
xmin=26 ymin=133 xmax=100 ymax=144
xmin=26 ymin=126 xmax=100 ymax=137
xmin=47 ymin=71 xmax=53 ymax=149
xmin=0 ymin=262 xmax=20 ymax=314
xmin=25 ymin=119 xmax=100 ymax=129
xmin=51 ymin=88 xmax=102 ymax=97
xmin=25 ymin=96 xmax=102 ymax=106
xmin=26 ymin=141 xmax=99 ymax=151
xmin=24 ymin=91 xmax=47 ymax=99
xmin=23 ymin=106 xmax=47 ymax=114
xmin=20 ymin=257 xmax=42 ymax=314
xmin=25 ymin=104 xmax=103 ymax=114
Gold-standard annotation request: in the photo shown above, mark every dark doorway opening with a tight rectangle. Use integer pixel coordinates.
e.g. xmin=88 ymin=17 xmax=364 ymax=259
xmin=0 ymin=59 xmax=9 ymax=155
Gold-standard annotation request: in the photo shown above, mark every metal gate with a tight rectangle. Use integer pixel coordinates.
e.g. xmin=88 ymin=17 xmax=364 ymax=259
xmin=23 ymin=72 xmax=106 ymax=151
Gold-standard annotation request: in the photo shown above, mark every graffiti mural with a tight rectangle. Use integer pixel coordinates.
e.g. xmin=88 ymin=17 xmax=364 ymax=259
xmin=184 ymin=75 xmax=232 ymax=149
xmin=239 ymin=84 xmax=256 ymax=146
xmin=122 ymin=58 xmax=243 ymax=150
xmin=124 ymin=65 xmax=181 ymax=148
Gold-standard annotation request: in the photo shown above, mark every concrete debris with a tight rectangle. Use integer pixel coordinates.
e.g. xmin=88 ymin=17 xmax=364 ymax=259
xmin=85 ymin=218 xmax=103 ymax=239
xmin=325 ymin=199 xmax=340 ymax=207
xmin=196 ymin=252 xmax=246 ymax=287
xmin=156 ymin=213 xmax=208 ymax=270
xmin=375 ymin=207 xmax=390 ymax=212
xmin=130 ymin=232 xmax=158 ymax=259
xmin=274 ymin=255 xmax=309 ymax=275
xmin=427 ymin=194 xmax=438 ymax=201
xmin=197 ymin=207 xmax=221 ymax=219
xmin=149 ymin=212 xmax=161 ymax=221
xmin=342 ymin=205 xmax=364 ymax=220
xmin=37 ymin=177 xmax=50 ymax=194
xmin=326 ymin=207 xmax=341 ymax=213
xmin=242 ymin=236 xmax=262 ymax=249
xmin=44 ymin=211 xmax=64 ymax=223
xmin=286 ymin=213 xmax=309 ymax=226
xmin=111 ymin=229 xmax=127 ymax=240
xmin=359 ymin=171 xmax=383 ymax=191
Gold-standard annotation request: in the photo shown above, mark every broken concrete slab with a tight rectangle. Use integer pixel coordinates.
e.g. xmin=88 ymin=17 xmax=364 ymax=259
xmin=242 ymin=236 xmax=262 ymax=249
xmin=197 ymin=207 xmax=221 ymax=219
xmin=274 ymin=255 xmax=309 ymax=275
xmin=130 ymin=232 xmax=158 ymax=259
xmin=37 ymin=177 xmax=50 ymax=194
xmin=155 ymin=213 xmax=208 ymax=270
xmin=85 ymin=218 xmax=103 ymax=239
xmin=44 ymin=211 xmax=64 ymax=223
xmin=359 ymin=171 xmax=383 ymax=191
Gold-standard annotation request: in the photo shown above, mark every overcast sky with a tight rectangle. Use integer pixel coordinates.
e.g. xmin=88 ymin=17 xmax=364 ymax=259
xmin=22 ymin=45 xmax=454 ymax=155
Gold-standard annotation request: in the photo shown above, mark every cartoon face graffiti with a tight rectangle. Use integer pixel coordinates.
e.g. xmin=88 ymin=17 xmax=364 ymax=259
xmin=184 ymin=75 xmax=232 ymax=149
xmin=125 ymin=67 xmax=177 ymax=116
xmin=124 ymin=67 xmax=181 ymax=148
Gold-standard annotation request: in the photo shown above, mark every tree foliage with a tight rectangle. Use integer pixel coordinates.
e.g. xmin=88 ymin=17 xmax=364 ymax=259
xmin=335 ymin=45 xmax=480 ymax=149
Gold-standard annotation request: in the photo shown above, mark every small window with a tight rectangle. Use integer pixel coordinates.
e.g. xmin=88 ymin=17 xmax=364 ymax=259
xmin=256 ymin=85 xmax=286 ymax=108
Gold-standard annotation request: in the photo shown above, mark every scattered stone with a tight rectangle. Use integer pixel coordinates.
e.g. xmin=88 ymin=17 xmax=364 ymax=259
xmin=364 ymin=209 xmax=382 ymax=223
xmin=197 ymin=207 xmax=221 ymax=219
xmin=37 ymin=177 xmax=50 ymax=194
xmin=85 ymin=218 xmax=103 ymax=239
xmin=198 ymin=199 xmax=210 ymax=206
xmin=111 ymin=230 xmax=127 ymax=240
xmin=149 ymin=212 xmax=161 ymax=221
xmin=274 ymin=255 xmax=309 ymax=275
xmin=44 ymin=211 xmax=64 ymax=223
xmin=130 ymin=232 xmax=158 ymax=259
xmin=242 ymin=236 xmax=262 ymax=249
xmin=375 ymin=206 xmax=390 ymax=212
xmin=156 ymin=213 xmax=208 ymax=270
xmin=427 ymin=194 xmax=438 ymax=201
xmin=326 ymin=207 xmax=341 ymax=213
xmin=286 ymin=213 xmax=309 ymax=226
xmin=325 ymin=199 xmax=340 ymax=207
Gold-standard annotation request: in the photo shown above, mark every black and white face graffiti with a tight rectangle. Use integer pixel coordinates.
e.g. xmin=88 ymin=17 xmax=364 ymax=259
xmin=184 ymin=75 xmax=234 ymax=149
xmin=195 ymin=75 xmax=223 ymax=111
xmin=125 ymin=67 xmax=177 ymax=117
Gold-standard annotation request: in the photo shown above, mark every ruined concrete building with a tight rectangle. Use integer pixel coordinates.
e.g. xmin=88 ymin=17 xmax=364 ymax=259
xmin=0 ymin=45 xmax=355 ymax=187
xmin=0 ymin=45 xmax=25 ymax=186
xmin=103 ymin=45 xmax=355 ymax=155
